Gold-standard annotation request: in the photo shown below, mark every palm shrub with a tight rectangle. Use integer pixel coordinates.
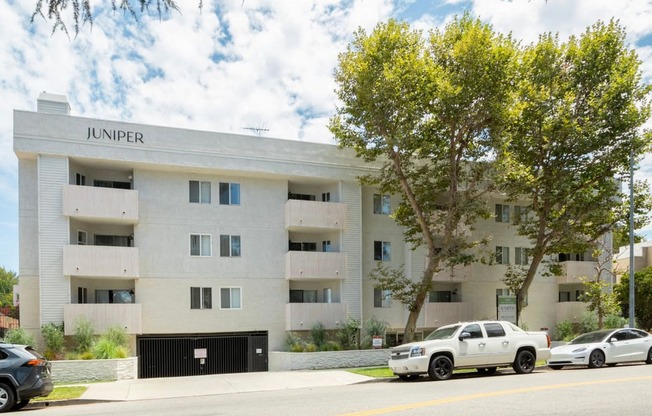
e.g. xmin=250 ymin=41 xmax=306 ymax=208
xmin=41 ymin=323 xmax=65 ymax=359
xmin=73 ymin=317 xmax=95 ymax=353
xmin=92 ymin=326 xmax=129 ymax=359
xmin=3 ymin=327 xmax=36 ymax=346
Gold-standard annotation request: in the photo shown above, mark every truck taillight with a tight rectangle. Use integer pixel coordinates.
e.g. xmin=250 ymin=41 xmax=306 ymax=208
xmin=26 ymin=359 xmax=46 ymax=367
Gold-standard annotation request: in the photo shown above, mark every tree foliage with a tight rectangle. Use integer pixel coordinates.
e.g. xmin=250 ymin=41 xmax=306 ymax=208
xmin=0 ymin=267 xmax=18 ymax=317
xmin=496 ymin=19 xmax=652 ymax=319
xmin=615 ymin=268 xmax=652 ymax=330
xmin=330 ymin=15 xmax=516 ymax=342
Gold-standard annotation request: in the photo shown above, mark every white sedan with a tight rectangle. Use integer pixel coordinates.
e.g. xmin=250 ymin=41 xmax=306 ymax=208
xmin=547 ymin=328 xmax=652 ymax=369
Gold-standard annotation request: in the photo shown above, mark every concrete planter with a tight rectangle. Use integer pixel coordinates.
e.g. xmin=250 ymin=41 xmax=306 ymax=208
xmin=269 ymin=349 xmax=391 ymax=371
xmin=50 ymin=357 xmax=138 ymax=383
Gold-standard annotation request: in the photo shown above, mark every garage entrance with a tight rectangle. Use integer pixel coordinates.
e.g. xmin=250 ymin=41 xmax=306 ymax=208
xmin=137 ymin=331 xmax=268 ymax=379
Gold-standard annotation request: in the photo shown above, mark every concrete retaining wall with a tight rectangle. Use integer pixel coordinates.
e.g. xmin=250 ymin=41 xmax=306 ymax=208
xmin=269 ymin=349 xmax=391 ymax=371
xmin=50 ymin=357 xmax=138 ymax=383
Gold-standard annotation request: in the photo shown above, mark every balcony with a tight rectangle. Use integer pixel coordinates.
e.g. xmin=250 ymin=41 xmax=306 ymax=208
xmin=432 ymin=264 xmax=472 ymax=282
xmin=557 ymin=261 xmax=597 ymax=284
xmin=63 ymin=245 xmax=139 ymax=278
xmin=285 ymin=251 xmax=346 ymax=280
xmin=285 ymin=200 xmax=346 ymax=231
xmin=63 ymin=185 xmax=138 ymax=224
xmin=285 ymin=303 xmax=347 ymax=331
xmin=555 ymin=301 xmax=588 ymax=323
xmin=423 ymin=302 xmax=473 ymax=328
xmin=63 ymin=303 xmax=142 ymax=335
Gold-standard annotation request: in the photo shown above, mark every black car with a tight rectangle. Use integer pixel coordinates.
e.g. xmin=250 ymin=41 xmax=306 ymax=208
xmin=0 ymin=343 xmax=53 ymax=412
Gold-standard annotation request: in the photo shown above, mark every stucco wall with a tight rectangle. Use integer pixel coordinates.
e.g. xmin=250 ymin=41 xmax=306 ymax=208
xmin=269 ymin=349 xmax=391 ymax=371
xmin=50 ymin=357 xmax=137 ymax=383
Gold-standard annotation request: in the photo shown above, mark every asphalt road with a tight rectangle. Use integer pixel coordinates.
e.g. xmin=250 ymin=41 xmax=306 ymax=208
xmin=30 ymin=364 xmax=652 ymax=416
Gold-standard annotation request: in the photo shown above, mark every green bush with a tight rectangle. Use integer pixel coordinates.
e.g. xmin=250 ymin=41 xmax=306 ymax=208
xmin=285 ymin=332 xmax=304 ymax=352
xmin=579 ymin=312 xmax=598 ymax=334
xmin=103 ymin=326 xmax=128 ymax=347
xmin=322 ymin=341 xmax=341 ymax=351
xmin=603 ymin=314 xmax=627 ymax=329
xmin=73 ymin=317 xmax=95 ymax=353
xmin=336 ymin=317 xmax=360 ymax=350
xmin=304 ymin=343 xmax=318 ymax=352
xmin=3 ymin=328 xmax=36 ymax=346
xmin=555 ymin=319 xmax=575 ymax=341
xmin=310 ymin=322 xmax=326 ymax=349
xmin=41 ymin=323 xmax=65 ymax=359
xmin=92 ymin=338 xmax=128 ymax=359
xmin=362 ymin=316 xmax=388 ymax=348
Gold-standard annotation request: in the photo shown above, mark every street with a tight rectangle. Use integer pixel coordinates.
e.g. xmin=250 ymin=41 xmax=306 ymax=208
xmin=31 ymin=364 xmax=652 ymax=416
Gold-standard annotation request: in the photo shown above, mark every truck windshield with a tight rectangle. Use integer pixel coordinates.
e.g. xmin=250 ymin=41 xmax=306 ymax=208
xmin=425 ymin=325 xmax=460 ymax=341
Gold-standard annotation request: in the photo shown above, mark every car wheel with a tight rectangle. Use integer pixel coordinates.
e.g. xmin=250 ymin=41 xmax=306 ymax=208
xmin=0 ymin=382 xmax=16 ymax=412
xmin=548 ymin=365 xmax=563 ymax=370
xmin=428 ymin=355 xmax=453 ymax=381
xmin=12 ymin=399 xmax=30 ymax=410
xmin=588 ymin=349 xmax=605 ymax=368
xmin=476 ymin=367 xmax=497 ymax=375
xmin=397 ymin=374 xmax=418 ymax=381
xmin=512 ymin=350 xmax=535 ymax=374
xmin=646 ymin=347 xmax=652 ymax=365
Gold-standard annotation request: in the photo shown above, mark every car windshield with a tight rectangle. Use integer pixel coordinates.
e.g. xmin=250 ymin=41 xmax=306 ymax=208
xmin=569 ymin=330 xmax=613 ymax=345
xmin=425 ymin=325 xmax=460 ymax=341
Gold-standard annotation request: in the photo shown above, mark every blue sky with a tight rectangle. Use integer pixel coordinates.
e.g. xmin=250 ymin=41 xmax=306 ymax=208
xmin=1 ymin=0 xmax=652 ymax=273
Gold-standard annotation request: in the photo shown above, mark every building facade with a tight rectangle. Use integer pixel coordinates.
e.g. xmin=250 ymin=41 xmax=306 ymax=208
xmin=14 ymin=93 xmax=595 ymax=377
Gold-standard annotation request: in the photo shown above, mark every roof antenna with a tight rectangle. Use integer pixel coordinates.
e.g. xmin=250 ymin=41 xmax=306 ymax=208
xmin=243 ymin=125 xmax=269 ymax=136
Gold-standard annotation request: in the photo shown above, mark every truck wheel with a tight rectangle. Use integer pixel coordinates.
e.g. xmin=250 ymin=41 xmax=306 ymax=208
xmin=428 ymin=355 xmax=453 ymax=381
xmin=512 ymin=350 xmax=535 ymax=374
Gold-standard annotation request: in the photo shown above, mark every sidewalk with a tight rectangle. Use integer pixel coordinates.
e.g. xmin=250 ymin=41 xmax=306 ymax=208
xmin=74 ymin=370 xmax=376 ymax=402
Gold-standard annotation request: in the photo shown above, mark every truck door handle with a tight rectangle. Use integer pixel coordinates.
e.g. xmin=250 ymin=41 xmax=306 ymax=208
xmin=479 ymin=342 xmax=486 ymax=347
xmin=502 ymin=340 xmax=510 ymax=345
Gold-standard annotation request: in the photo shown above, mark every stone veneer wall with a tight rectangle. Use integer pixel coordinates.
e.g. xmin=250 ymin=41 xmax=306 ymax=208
xmin=50 ymin=357 xmax=138 ymax=383
xmin=269 ymin=349 xmax=391 ymax=371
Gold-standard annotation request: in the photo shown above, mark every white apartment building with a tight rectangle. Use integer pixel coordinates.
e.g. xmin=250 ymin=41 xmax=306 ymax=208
xmin=14 ymin=93 xmax=595 ymax=377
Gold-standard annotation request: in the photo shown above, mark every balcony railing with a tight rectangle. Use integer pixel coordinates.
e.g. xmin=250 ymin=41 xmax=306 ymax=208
xmin=63 ymin=245 xmax=139 ymax=278
xmin=285 ymin=251 xmax=346 ymax=280
xmin=285 ymin=303 xmax=347 ymax=331
xmin=557 ymin=261 xmax=598 ymax=284
xmin=63 ymin=184 xmax=138 ymax=224
xmin=423 ymin=302 xmax=473 ymax=328
xmin=432 ymin=264 xmax=472 ymax=282
xmin=555 ymin=301 xmax=588 ymax=323
xmin=285 ymin=200 xmax=346 ymax=231
xmin=63 ymin=303 xmax=142 ymax=335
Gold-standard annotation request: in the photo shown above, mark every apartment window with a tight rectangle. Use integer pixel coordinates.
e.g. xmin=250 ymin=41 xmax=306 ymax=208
xmin=95 ymin=235 xmax=131 ymax=247
xmin=515 ymin=247 xmax=529 ymax=265
xmin=374 ymin=288 xmax=392 ymax=308
xmin=221 ymin=287 xmax=242 ymax=309
xmin=428 ymin=291 xmax=451 ymax=303
xmin=513 ymin=205 xmax=528 ymax=223
xmin=189 ymin=181 xmax=211 ymax=203
xmin=322 ymin=240 xmax=332 ymax=252
xmin=495 ymin=204 xmax=510 ymax=223
xmin=220 ymin=235 xmax=241 ymax=257
xmin=75 ymin=173 xmax=86 ymax=186
xmin=77 ymin=230 xmax=87 ymax=245
xmin=190 ymin=234 xmax=212 ymax=256
xmin=289 ymin=289 xmax=318 ymax=303
xmin=374 ymin=241 xmax=391 ymax=261
xmin=96 ymin=289 xmax=134 ymax=304
xmin=559 ymin=291 xmax=571 ymax=302
xmin=219 ymin=182 xmax=240 ymax=205
xmin=322 ymin=192 xmax=331 ymax=202
xmin=373 ymin=194 xmax=391 ymax=215
xmin=575 ymin=290 xmax=586 ymax=301
xmin=191 ymin=287 xmax=212 ymax=309
xmin=289 ymin=241 xmax=317 ymax=251
xmin=77 ymin=287 xmax=87 ymax=304
xmin=495 ymin=246 xmax=510 ymax=264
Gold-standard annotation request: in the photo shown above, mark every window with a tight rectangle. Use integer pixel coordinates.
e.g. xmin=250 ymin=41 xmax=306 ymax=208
xmin=374 ymin=241 xmax=391 ymax=261
xmin=219 ymin=182 xmax=240 ymax=205
xmin=190 ymin=234 xmax=212 ymax=256
xmin=322 ymin=192 xmax=331 ymax=202
xmin=513 ymin=205 xmax=528 ymax=223
xmin=495 ymin=204 xmax=510 ymax=223
xmin=322 ymin=240 xmax=332 ymax=252
xmin=374 ymin=288 xmax=392 ymax=308
xmin=189 ymin=181 xmax=211 ymax=203
xmin=373 ymin=194 xmax=391 ymax=215
xmin=95 ymin=235 xmax=131 ymax=247
xmin=220 ymin=235 xmax=241 ymax=257
xmin=289 ymin=290 xmax=318 ymax=303
xmin=462 ymin=324 xmax=483 ymax=338
xmin=428 ymin=291 xmax=451 ymax=303
xmin=575 ymin=290 xmax=586 ymax=301
xmin=75 ymin=173 xmax=86 ymax=186
xmin=515 ymin=247 xmax=529 ymax=265
xmin=495 ymin=246 xmax=510 ymax=264
xmin=484 ymin=323 xmax=506 ymax=337
xmin=77 ymin=287 xmax=87 ymax=304
xmin=191 ymin=287 xmax=212 ymax=309
xmin=221 ymin=287 xmax=242 ymax=309
xmin=77 ymin=230 xmax=87 ymax=245
xmin=559 ymin=291 xmax=571 ymax=302
xmin=95 ymin=289 xmax=134 ymax=304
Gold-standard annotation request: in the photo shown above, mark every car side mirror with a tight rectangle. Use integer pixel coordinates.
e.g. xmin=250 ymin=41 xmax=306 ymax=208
xmin=609 ymin=337 xmax=618 ymax=343
xmin=459 ymin=332 xmax=471 ymax=341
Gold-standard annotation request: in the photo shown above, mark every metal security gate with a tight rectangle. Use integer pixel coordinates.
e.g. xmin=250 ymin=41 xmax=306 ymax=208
xmin=137 ymin=331 xmax=268 ymax=379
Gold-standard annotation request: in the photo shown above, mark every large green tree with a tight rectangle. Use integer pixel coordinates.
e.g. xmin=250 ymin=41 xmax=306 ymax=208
xmin=496 ymin=20 xmax=652 ymax=320
xmin=615 ymin=268 xmax=652 ymax=330
xmin=0 ymin=267 xmax=18 ymax=314
xmin=330 ymin=16 xmax=517 ymax=343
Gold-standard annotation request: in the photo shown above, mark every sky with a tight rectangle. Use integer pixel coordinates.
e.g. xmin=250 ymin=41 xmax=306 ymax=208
xmin=1 ymin=0 xmax=652 ymax=273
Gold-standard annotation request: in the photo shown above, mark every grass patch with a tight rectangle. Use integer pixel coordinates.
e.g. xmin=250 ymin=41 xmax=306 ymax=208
xmin=33 ymin=386 xmax=88 ymax=402
xmin=348 ymin=367 xmax=395 ymax=378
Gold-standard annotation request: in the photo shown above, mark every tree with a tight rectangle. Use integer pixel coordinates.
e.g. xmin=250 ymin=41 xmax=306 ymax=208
xmin=496 ymin=20 xmax=652 ymax=321
xmin=579 ymin=241 xmax=620 ymax=329
xmin=0 ymin=267 xmax=18 ymax=317
xmin=329 ymin=16 xmax=517 ymax=343
xmin=32 ymin=0 xmax=182 ymax=36
xmin=615 ymin=268 xmax=652 ymax=330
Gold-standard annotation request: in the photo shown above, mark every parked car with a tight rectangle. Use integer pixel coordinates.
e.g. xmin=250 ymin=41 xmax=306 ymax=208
xmin=388 ymin=320 xmax=551 ymax=381
xmin=547 ymin=328 xmax=652 ymax=370
xmin=0 ymin=343 xmax=53 ymax=412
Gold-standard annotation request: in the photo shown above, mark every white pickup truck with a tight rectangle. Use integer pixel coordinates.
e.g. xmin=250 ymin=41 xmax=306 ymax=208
xmin=389 ymin=320 xmax=551 ymax=381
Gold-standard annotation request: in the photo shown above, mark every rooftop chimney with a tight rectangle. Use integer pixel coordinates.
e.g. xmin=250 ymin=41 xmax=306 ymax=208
xmin=37 ymin=92 xmax=71 ymax=115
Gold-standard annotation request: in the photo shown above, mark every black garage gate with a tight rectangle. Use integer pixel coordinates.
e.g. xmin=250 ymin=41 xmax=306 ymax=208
xmin=137 ymin=331 xmax=268 ymax=379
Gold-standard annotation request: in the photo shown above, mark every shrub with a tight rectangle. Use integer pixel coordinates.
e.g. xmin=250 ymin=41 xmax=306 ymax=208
xmin=322 ymin=341 xmax=341 ymax=351
xmin=603 ymin=314 xmax=627 ymax=329
xmin=73 ymin=317 xmax=95 ymax=353
xmin=285 ymin=332 xmax=304 ymax=352
xmin=92 ymin=338 xmax=128 ymax=359
xmin=362 ymin=316 xmax=388 ymax=348
xmin=555 ymin=319 xmax=575 ymax=341
xmin=103 ymin=326 xmax=128 ymax=347
xmin=579 ymin=312 xmax=598 ymax=334
xmin=304 ymin=343 xmax=318 ymax=352
xmin=41 ymin=323 xmax=65 ymax=359
xmin=336 ymin=317 xmax=360 ymax=350
xmin=310 ymin=322 xmax=326 ymax=349
xmin=3 ymin=328 xmax=36 ymax=346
